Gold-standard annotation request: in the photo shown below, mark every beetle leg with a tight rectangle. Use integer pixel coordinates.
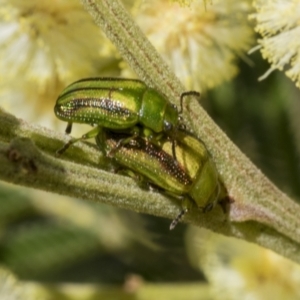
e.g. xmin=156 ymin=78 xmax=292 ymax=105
xmin=203 ymin=202 xmax=214 ymax=213
xmin=170 ymin=208 xmax=188 ymax=230
xmin=65 ymin=122 xmax=73 ymax=134
xmin=107 ymin=127 xmax=141 ymax=157
xmin=171 ymin=139 xmax=177 ymax=161
xmin=107 ymin=135 xmax=136 ymax=157
xmin=169 ymin=196 xmax=194 ymax=230
xmin=56 ymin=126 xmax=102 ymax=156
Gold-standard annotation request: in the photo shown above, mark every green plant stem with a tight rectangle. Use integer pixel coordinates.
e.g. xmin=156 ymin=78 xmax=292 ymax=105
xmin=1 ymin=109 xmax=300 ymax=264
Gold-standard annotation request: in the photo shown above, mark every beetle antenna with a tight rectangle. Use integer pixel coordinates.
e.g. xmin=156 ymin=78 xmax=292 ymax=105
xmin=169 ymin=208 xmax=188 ymax=230
xmin=179 ymin=91 xmax=201 ymax=114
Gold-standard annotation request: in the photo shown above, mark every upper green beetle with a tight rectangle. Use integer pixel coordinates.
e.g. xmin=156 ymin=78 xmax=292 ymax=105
xmin=96 ymin=128 xmax=228 ymax=229
xmin=54 ymin=77 xmax=199 ymax=155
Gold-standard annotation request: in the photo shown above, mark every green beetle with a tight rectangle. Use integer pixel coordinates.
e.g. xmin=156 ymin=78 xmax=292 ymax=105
xmin=96 ymin=128 xmax=228 ymax=229
xmin=54 ymin=77 xmax=199 ymax=155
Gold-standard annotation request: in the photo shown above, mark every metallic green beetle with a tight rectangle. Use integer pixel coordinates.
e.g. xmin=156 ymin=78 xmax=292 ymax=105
xmin=54 ymin=77 xmax=199 ymax=155
xmin=96 ymin=129 xmax=228 ymax=229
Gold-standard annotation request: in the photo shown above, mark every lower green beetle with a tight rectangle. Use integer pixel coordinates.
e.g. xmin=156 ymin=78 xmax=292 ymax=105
xmin=96 ymin=128 xmax=228 ymax=229
xmin=54 ymin=77 xmax=200 ymax=156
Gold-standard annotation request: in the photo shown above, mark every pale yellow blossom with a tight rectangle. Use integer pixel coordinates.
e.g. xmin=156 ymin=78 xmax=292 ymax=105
xmin=133 ymin=0 xmax=254 ymax=91
xmin=251 ymin=0 xmax=300 ymax=88
xmin=0 ymin=0 xmax=115 ymax=124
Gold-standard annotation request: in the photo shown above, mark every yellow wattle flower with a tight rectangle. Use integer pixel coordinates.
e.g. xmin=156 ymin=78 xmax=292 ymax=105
xmin=0 ymin=0 xmax=113 ymax=123
xmin=250 ymin=0 xmax=300 ymax=88
xmin=133 ymin=0 xmax=254 ymax=91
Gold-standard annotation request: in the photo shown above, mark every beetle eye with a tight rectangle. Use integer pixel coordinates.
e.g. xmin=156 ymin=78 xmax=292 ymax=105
xmin=164 ymin=121 xmax=173 ymax=132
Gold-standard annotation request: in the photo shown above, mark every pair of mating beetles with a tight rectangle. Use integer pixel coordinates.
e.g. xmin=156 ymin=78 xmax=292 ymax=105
xmin=54 ymin=78 xmax=227 ymax=229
